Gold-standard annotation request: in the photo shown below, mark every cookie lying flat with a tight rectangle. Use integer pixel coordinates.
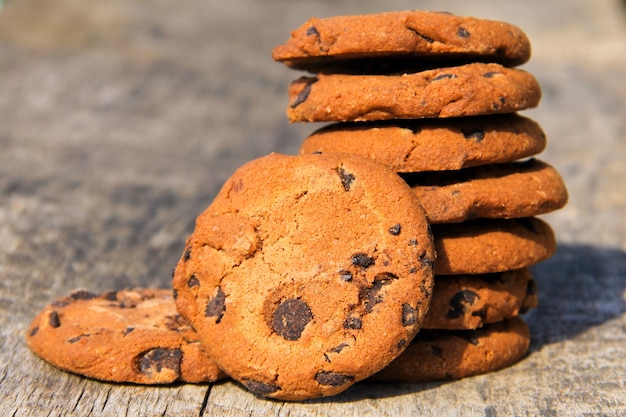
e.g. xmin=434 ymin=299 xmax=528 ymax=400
xmin=26 ymin=288 xmax=225 ymax=384
xmin=423 ymin=269 xmax=537 ymax=330
xmin=404 ymin=158 xmax=568 ymax=223
xmin=172 ymin=152 xmax=435 ymax=401
xmin=300 ymin=114 xmax=546 ymax=172
xmin=287 ymin=63 xmax=541 ymax=123
xmin=370 ymin=317 xmax=530 ymax=383
xmin=433 ymin=218 xmax=556 ymax=275
xmin=272 ymin=10 xmax=531 ymax=72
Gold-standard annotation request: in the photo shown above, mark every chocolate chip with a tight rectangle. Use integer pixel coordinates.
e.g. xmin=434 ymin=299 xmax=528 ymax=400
xmin=290 ymin=78 xmax=317 ymax=108
xmin=271 ymin=298 xmax=313 ymax=341
xmin=69 ymin=290 xmax=97 ymax=300
xmin=187 ymin=274 xmax=199 ymax=288
xmin=419 ymin=251 xmax=434 ymax=269
xmin=339 ymin=270 xmax=353 ymax=282
xmin=433 ymin=73 xmax=457 ymax=81
xmin=471 ymin=308 xmax=487 ymax=319
xmin=337 ymin=167 xmax=355 ymax=191
xmin=306 ymin=26 xmax=319 ymax=37
xmin=328 ymin=343 xmax=349 ymax=354
xmin=68 ymin=334 xmax=89 ymax=343
xmin=457 ymin=27 xmax=470 ymax=38
xmin=101 ymin=290 xmax=118 ymax=302
xmin=407 ymin=27 xmax=434 ymax=43
xmin=351 ymin=253 xmax=375 ymax=268
xmin=123 ymin=327 xmax=135 ymax=335
xmin=49 ymin=311 xmax=60 ymax=328
xmin=462 ymin=128 xmax=485 ymax=142
xmin=483 ymin=71 xmax=502 ymax=78
xmin=499 ymin=96 xmax=506 ymax=104
xmin=29 ymin=327 xmax=39 ymax=337
xmin=389 ymin=224 xmax=401 ymax=235
xmin=448 ymin=290 xmax=479 ymax=319
xmin=402 ymin=303 xmax=417 ymax=326
xmin=364 ymin=274 xmax=397 ymax=313
xmin=138 ymin=348 xmax=182 ymax=377
xmin=205 ymin=287 xmax=226 ymax=324
xmin=172 ymin=289 xmax=178 ymax=300
xmin=344 ymin=316 xmax=362 ymax=329
xmin=183 ymin=247 xmax=192 ymax=262
xmin=244 ymin=380 xmax=281 ymax=396
xmin=431 ymin=345 xmax=443 ymax=357
xmin=409 ymin=239 xmax=418 ymax=246
xmin=315 ymin=371 xmax=354 ymax=386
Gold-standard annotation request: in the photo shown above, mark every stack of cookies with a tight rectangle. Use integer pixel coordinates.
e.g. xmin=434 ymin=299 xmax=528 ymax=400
xmin=25 ymin=10 xmax=568 ymax=403
xmin=272 ymin=10 xmax=568 ymax=383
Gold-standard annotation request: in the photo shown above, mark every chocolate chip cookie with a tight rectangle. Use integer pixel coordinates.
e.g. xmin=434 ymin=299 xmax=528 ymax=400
xmin=370 ymin=317 xmax=530 ymax=383
xmin=423 ymin=269 xmax=537 ymax=330
xmin=26 ymin=288 xmax=225 ymax=384
xmin=404 ymin=158 xmax=568 ymax=223
xmin=172 ymin=152 xmax=435 ymax=400
xmin=300 ymin=114 xmax=546 ymax=172
xmin=433 ymin=218 xmax=557 ymax=275
xmin=272 ymin=10 xmax=531 ymax=73
xmin=287 ymin=63 xmax=541 ymax=122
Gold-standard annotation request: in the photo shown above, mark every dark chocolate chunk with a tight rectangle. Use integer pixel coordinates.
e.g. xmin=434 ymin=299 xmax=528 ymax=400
xmin=138 ymin=348 xmax=182 ymax=377
xmin=187 ymin=274 xmax=200 ymax=288
xmin=344 ymin=316 xmax=362 ymax=329
xmin=69 ymin=290 xmax=97 ymax=300
xmin=483 ymin=71 xmax=502 ymax=78
xmin=364 ymin=274 xmax=397 ymax=313
xmin=471 ymin=308 xmax=487 ymax=319
xmin=29 ymin=326 xmax=39 ymax=337
xmin=431 ymin=345 xmax=443 ymax=358
xmin=351 ymin=252 xmax=375 ymax=268
xmin=290 ymin=78 xmax=317 ymax=108
xmin=337 ymin=167 xmax=356 ymax=191
xmin=328 ymin=343 xmax=349 ymax=354
xmin=244 ymin=379 xmax=281 ymax=396
xmin=68 ymin=334 xmax=89 ymax=344
xmin=101 ymin=290 xmax=118 ymax=301
xmin=183 ymin=247 xmax=192 ymax=262
xmin=205 ymin=287 xmax=226 ymax=324
xmin=271 ymin=298 xmax=313 ymax=341
xmin=172 ymin=289 xmax=178 ymax=300
xmin=315 ymin=371 xmax=354 ymax=386
xmin=388 ymin=224 xmax=401 ymax=235
xmin=407 ymin=27 xmax=434 ymax=43
xmin=457 ymin=26 xmax=470 ymax=38
xmin=433 ymin=73 xmax=457 ymax=81
xmin=339 ymin=270 xmax=353 ymax=282
xmin=448 ymin=290 xmax=479 ymax=319
xmin=123 ymin=326 xmax=135 ymax=335
xmin=419 ymin=251 xmax=434 ymax=269
xmin=306 ymin=26 xmax=319 ymax=37
xmin=409 ymin=239 xmax=418 ymax=246
xmin=402 ymin=303 xmax=417 ymax=326
xmin=462 ymin=128 xmax=485 ymax=142
xmin=49 ymin=311 xmax=61 ymax=328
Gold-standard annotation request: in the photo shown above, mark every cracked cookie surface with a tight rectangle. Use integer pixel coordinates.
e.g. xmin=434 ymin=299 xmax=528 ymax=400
xmin=286 ymin=63 xmax=541 ymax=123
xmin=26 ymin=288 xmax=224 ymax=384
xmin=172 ymin=152 xmax=435 ymax=400
xmin=300 ymin=114 xmax=546 ymax=172
xmin=272 ymin=10 xmax=531 ymax=73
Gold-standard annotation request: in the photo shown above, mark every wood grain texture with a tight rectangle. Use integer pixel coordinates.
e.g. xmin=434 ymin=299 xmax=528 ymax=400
xmin=1 ymin=0 xmax=625 ymax=415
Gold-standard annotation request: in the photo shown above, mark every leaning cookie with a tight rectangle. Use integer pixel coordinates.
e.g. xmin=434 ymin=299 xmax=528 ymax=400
xmin=26 ymin=288 xmax=225 ymax=384
xmin=172 ymin=152 xmax=435 ymax=401
xmin=369 ymin=317 xmax=530 ymax=383
xmin=422 ymin=269 xmax=538 ymax=330
xmin=404 ymin=158 xmax=568 ymax=223
xmin=272 ymin=10 xmax=531 ymax=72
xmin=287 ymin=63 xmax=541 ymax=122
xmin=433 ymin=218 xmax=556 ymax=275
xmin=300 ymin=114 xmax=546 ymax=172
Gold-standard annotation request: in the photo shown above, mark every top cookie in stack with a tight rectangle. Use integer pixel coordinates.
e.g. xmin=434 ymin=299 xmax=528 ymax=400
xmin=274 ymin=10 xmax=568 ymax=384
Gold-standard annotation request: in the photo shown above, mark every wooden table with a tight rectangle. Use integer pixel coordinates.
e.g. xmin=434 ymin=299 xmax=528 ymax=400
xmin=1 ymin=0 xmax=625 ymax=415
